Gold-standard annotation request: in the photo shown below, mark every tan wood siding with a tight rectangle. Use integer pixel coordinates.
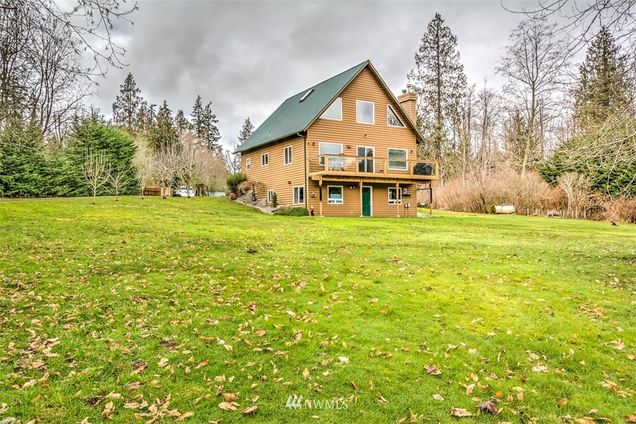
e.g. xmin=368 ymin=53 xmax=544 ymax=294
xmin=240 ymin=136 xmax=305 ymax=206
xmin=306 ymin=67 xmax=417 ymax=175
xmin=307 ymin=181 xmax=416 ymax=217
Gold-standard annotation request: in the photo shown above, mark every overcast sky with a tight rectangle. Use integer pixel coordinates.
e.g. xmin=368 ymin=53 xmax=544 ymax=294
xmin=93 ymin=0 xmax=535 ymax=148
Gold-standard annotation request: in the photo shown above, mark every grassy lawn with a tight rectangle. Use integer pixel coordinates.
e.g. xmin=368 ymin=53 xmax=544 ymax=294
xmin=0 ymin=197 xmax=634 ymax=423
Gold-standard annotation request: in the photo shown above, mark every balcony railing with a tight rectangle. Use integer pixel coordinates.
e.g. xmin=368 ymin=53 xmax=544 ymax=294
xmin=309 ymin=154 xmax=438 ymax=178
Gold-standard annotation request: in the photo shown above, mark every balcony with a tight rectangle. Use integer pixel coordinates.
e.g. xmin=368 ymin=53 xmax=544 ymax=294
xmin=308 ymin=154 xmax=438 ymax=182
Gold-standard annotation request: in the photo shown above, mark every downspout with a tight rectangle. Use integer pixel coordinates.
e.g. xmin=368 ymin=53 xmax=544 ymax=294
xmin=297 ymin=131 xmax=308 ymax=210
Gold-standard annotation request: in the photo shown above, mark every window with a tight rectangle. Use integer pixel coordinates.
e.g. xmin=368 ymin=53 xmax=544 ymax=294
xmin=320 ymin=97 xmax=342 ymax=120
xmin=284 ymin=146 xmax=293 ymax=165
xmin=356 ymin=100 xmax=374 ymax=124
xmin=388 ymin=148 xmax=408 ymax=171
xmin=293 ymin=186 xmax=305 ymax=204
xmin=357 ymin=146 xmax=374 ymax=173
xmin=388 ymin=187 xmax=402 ymax=204
xmin=319 ymin=142 xmax=343 ymax=166
xmin=246 ymin=158 xmax=251 ymax=170
xmin=261 ymin=153 xmax=269 ymax=166
xmin=327 ymin=186 xmax=343 ymax=204
xmin=387 ymin=105 xmax=405 ymax=127
xmin=267 ymin=190 xmax=275 ymax=204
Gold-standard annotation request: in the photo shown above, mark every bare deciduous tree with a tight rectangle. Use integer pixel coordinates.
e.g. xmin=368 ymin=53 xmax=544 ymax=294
xmin=83 ymin=149 xmax=110 ymax=203
xmin=109 ymin=167 xmax=128 ymax=200
xmin=497 ymin=17 xmax=570 ymax=175
xmin=133 ymin=139 xmax=154 ymax=198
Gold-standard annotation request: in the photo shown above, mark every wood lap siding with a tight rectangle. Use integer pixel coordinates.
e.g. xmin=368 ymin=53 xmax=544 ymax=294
xmin=305 ymin=67 xmax=419 ymax=216
xmin=241 ymin=66 xmax=422 ymax=216
xmin=306 ymin=67 xmax=417 ymax=174
xmin=241 ymin=136 xmax=305 ymax=206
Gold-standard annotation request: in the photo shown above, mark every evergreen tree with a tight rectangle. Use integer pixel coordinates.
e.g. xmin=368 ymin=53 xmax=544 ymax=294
xmin=574 ymin=27 xmax=633 ymax=130
xmin=225 ymin=117 xmax=254 ymax=173
xmin=112 ymin=73 xmax=143 ymax=130
xmin=202 ymin=101 xmax=221 ymax=152
xmin=0 ymin=122 xmax=47 ymax=197
xmin=191 ymin=95 xmax=204 ymax=138
xmin=175 ymin=109 xmax=191 ymax=135
xmin=66 ymin=118 xmax=138 ymax=196
xmin=237 ymin=117 xmax=254 ymax=145
xmin=408 ymin=13 xmax=467 ymax=183
xmin=150 ymin=101 xmax=178 ymax=152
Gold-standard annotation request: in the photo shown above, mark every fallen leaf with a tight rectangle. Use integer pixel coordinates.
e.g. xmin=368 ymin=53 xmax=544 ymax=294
xmin=223 ymin=393 xmax=238 ymax=402
xmin=303 ymin=368 xmax=310 ymax=380
xmin=242 ymin=405 xmax=258 ymax=415
xmin=624 ymin=414 xmax=636 ymax=423
xmin=450 ymin=407 xmax=472 ymax=417
xmin=338 ymin=356 xmax=350 ymax=364
xmin=532 ymin=364 xmax=548 ymax=373
xmin=375 ymin=395 xmax=389 ymax=405
xmin=425 ymin=364 xmax=442 ymax=376
xmin=432 ymin=394 xmax=444 ymax=401
xmin=218 ymin=401 xmax=239 ymax=411
xmin=157 ymin=357 xmax=169 ymax=368
xmin=478 ymin=400 xmax=499 ymax=415
xmin=101 ymin=401 xmax=114 ymax=419
xmin=176 ymin=411 xmax=195 ymax=421
xmin=557 ymin=398 xmax=568 ymax=407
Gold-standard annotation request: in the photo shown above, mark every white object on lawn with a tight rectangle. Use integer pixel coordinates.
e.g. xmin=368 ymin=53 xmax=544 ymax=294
xmin=494 ymin=204 xmax=515 ymax=214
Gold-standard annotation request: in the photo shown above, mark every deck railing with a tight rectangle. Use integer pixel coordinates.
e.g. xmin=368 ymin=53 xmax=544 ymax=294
xmin=309 ymin=154 xmax=438 ymax=177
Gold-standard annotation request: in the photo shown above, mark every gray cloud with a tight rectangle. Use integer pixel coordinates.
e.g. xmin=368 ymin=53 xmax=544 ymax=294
xmin=91 ymin=0 xmax=531 ymax=148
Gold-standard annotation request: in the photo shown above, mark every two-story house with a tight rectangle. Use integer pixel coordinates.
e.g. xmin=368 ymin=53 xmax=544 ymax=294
xmin=236 ymin=60 xmax=437 ymax=217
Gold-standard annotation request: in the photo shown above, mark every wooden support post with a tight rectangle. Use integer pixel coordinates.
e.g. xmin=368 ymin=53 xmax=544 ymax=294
xmin=396 ymin=182 xmax=400 ymax=217
xmin=359 ymin=180 xmax=363 ymax=217
xmin=319 ymin=178 xmax=323 ymax=217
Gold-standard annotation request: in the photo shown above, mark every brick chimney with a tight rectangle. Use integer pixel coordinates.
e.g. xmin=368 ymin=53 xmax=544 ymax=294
xmin=397 ymin=84 xmax=417 ymax=123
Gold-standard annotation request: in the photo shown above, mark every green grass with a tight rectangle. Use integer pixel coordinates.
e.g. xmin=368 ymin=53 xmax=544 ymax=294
xmin=0 ymin=197 xmax=634 ymax=423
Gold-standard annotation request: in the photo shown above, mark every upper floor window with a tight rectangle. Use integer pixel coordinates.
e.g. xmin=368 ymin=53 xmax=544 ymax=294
xmin=388 ymin=148 xmax=408 ymax=171
xmin=261 ymin=153 xmax=269 ymax=166
xmin=246 ymin=158 xmax=251 ymax=170
xmin=356 ymin=100 xmax=374 ymax=124
xmin=284 ymin=146 xmax=293 ymax=165
xmin=319 ymin=142 xmax=343 ymax=165
xmin=387 ymin=105 xmax=405 ymax=127
xmin=320 ymin=97 xmax=342 ymax=121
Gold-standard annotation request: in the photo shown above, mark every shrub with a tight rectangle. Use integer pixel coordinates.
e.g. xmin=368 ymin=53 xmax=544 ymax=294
xmin=603 ymin=196 xmax=636 ymax=223
xmin=273 ymin=207 xmax=308 ymax=216
xmin=226 ymin=173 xmax=247 ymax=194
xmin=271 ymin=192 xmax=278 ymax=208
xmin=434 ymin=168 xmax=553 ymax=215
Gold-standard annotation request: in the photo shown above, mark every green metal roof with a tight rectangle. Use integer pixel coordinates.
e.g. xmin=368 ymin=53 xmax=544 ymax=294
xmin=236 ymin=60 xmax=369 ymax=153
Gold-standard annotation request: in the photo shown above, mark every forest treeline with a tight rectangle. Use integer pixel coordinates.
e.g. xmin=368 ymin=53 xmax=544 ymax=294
xmin=0 ymin=0 xmax=634 ymax=220
xmin=409 ymin=11 xmax=635 ymax=221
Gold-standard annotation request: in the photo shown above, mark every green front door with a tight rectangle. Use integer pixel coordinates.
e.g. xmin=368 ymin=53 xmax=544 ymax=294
xmin=362 ymin=187 xmax=372 ymax=217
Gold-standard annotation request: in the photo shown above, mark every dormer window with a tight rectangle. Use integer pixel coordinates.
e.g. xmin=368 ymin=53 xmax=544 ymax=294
xmin=320 ymin=97 xmax=342 ymax=120
xmin=299 ymin=89 xmax=314 ymax=102
xmin=387 ymin=105 xmax=405 ymax=127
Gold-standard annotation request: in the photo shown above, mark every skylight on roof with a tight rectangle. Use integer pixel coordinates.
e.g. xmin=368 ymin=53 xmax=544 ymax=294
xmin=299 ymin=88 xmax=314 ymax=102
